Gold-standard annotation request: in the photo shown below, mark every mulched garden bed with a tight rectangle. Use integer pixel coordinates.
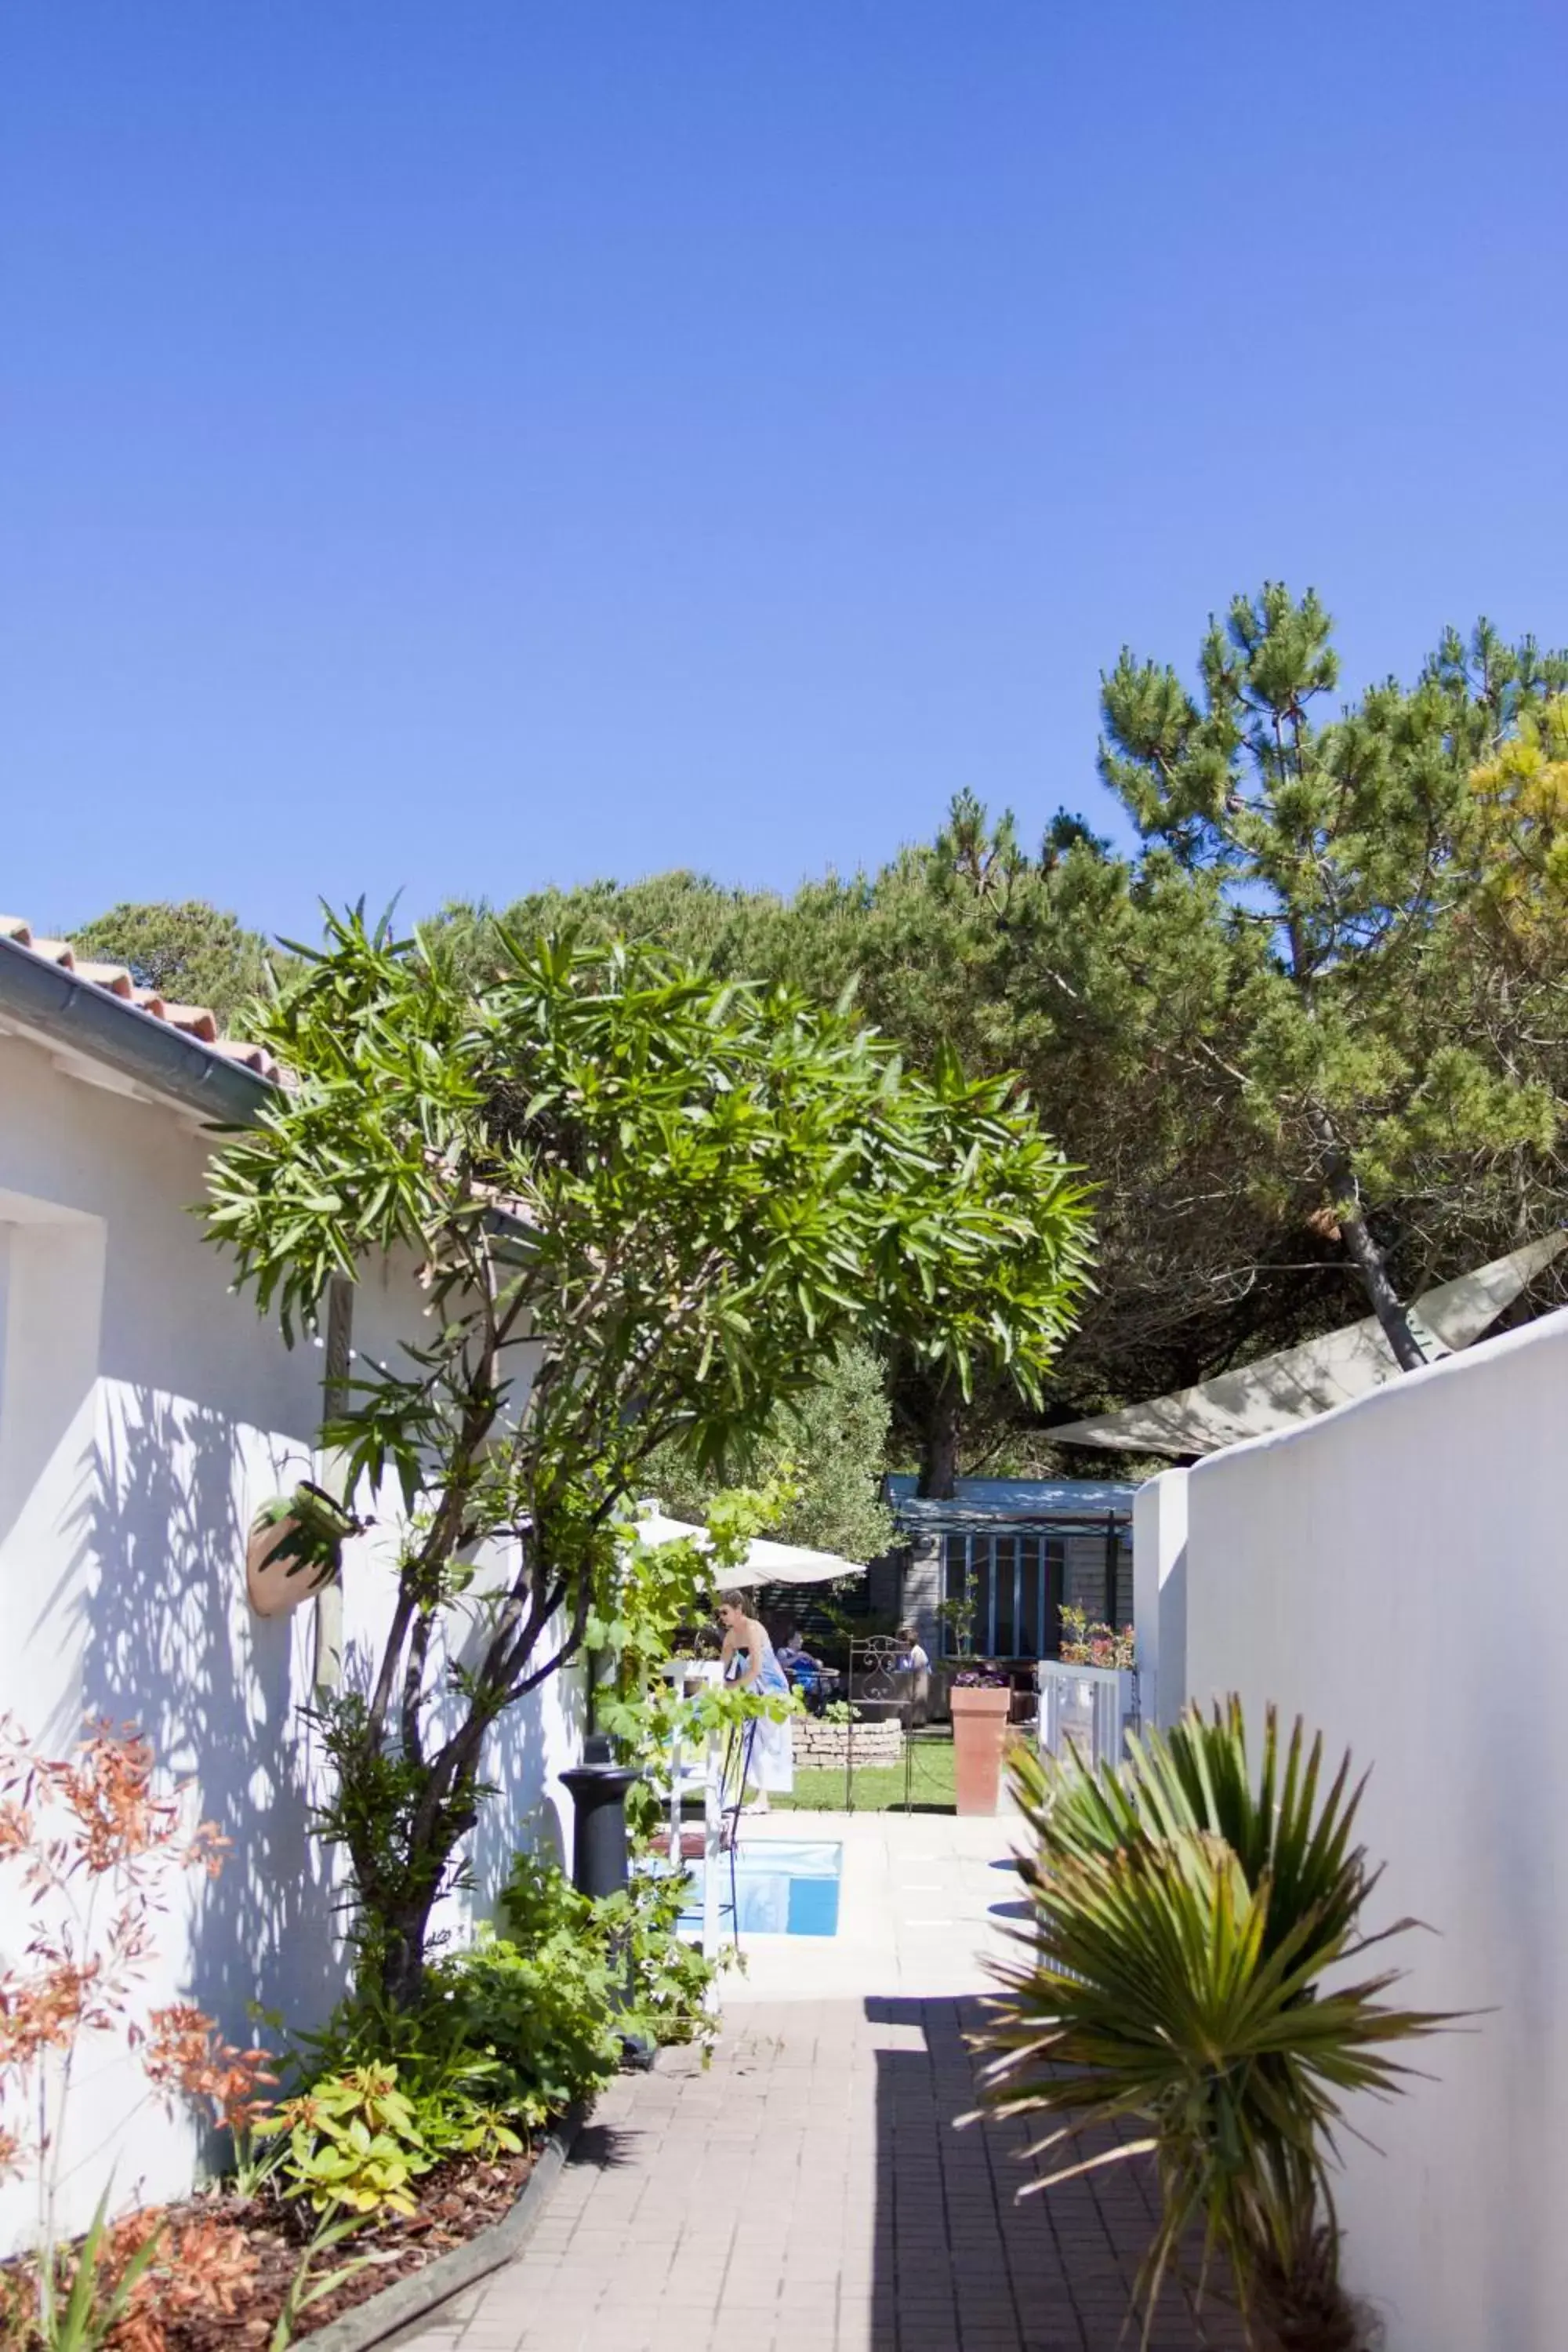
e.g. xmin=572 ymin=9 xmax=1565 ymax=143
xmin=4 ymin=2144 xmax=540 ymax=2350
xmin=176 ymin=2147 xmax=536 ymax=2348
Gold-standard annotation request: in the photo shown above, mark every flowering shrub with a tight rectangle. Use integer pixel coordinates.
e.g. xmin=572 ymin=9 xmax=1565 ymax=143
xmin=0 ymin=1718 xmax=274 ymax=2345
xmin=1057 ymin=1606 xmax=1135 ymax=1670
xmin=951 ymin=1666 xmax=1010 ymax=1688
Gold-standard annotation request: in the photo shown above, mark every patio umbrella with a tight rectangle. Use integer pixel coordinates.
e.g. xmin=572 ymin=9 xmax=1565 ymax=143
xmin=626 ymin=1502 xmax=866 ymax=1588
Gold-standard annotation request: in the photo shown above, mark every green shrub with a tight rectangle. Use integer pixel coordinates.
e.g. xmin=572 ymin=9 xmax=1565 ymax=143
xmin=500 ymin=1848 xmax=716 ymax=2047
xmin=261 ymin=1846 xmax=714 ymax=2220
xmin=428 ymin=1926 xmax=625 ymax=2122
xmin=290 ymin=1924 xmax=622 ymax=2154
xmin=974 ymin=1701 xmax=1453 ymax=2350
xmin=262 ymin=2064 xmax=434 ymax=2217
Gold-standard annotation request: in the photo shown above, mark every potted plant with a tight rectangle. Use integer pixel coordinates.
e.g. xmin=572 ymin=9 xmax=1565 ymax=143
xmin=246 ymin=1480 xmax=359 ymax=1617
xmin=948 ymin=1664 xmax=1012 ymax=1815
xmin=975 ymin=1702 xmax=1454 ymax=2349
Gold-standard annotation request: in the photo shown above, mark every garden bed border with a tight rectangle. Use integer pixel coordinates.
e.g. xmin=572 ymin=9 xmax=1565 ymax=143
xmin=299 ymin=2099 xmax=589 ymax=2351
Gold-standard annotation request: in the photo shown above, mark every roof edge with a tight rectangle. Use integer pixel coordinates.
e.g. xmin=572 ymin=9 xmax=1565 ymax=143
xmin=0 ymin=929 xmax=277 ymax=1127
xmin=0 ymin=935 xmax=538 ymax=1254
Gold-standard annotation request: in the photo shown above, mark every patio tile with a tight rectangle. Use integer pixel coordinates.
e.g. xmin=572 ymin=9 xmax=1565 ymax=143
xmin=382 ymin=1815 xmax=1229 ymax=2352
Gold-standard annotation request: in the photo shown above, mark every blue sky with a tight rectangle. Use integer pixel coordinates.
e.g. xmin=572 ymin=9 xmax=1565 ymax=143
xmin=5 ymin=2 xmax=1566 ymax=944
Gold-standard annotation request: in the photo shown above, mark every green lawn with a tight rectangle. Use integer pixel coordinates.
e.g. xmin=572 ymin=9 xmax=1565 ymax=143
xmin=775 ymin=1730 xmax=956 ymax=1813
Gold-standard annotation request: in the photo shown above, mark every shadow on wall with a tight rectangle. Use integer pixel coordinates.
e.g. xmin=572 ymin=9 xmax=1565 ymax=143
xmin=64 ymin=1384 xmax=584 ymax=2020
xmin=451 ymin=1571 xmax=580 ymax=1924
xmin=35 ymin=1377 xmax=583 ymax=2089
xmin=469 ymin=1697 xmax=574 ymax=1913
xmin=63 ymin=1385 xmax=344 ymax=2049
xmin=332 ymin=1584 xmax=581 ymax=1944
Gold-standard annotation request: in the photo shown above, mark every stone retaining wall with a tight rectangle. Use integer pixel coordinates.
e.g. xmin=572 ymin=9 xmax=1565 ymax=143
xmin=793 ymin=1718 xmax=904 ymax=1769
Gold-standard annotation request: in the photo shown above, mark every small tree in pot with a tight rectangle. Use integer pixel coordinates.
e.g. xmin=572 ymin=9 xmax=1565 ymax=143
xmin=974 ymin=1702 xmax=1454 ymax=2350
xmin=207 ymin=911 xmax=1092 ymax=2009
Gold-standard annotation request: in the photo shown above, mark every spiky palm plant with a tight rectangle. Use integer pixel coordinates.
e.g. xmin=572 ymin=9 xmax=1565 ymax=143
xmin=974 ymin=1701 xmax=1452 ymax=2350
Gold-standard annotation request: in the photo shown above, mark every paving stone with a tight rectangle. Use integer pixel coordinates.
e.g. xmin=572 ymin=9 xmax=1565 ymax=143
xmin=385 ymin=1817 xmax=1233 ymax=2352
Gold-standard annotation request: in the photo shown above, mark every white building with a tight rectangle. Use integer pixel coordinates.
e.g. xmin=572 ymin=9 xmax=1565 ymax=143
xmin=0 ymin=919 xmax=583 ymax=2246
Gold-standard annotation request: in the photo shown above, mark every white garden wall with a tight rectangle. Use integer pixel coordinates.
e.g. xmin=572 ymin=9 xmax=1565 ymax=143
xmin=0 ymin=1027 xmax=583 ymax=2249
xmin=1171 ymin=1304 xmax=1568 ymax=2352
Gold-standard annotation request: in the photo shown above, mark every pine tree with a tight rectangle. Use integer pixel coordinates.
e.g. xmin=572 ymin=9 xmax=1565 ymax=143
xmin=1099 ymin=588 xmax=1566 ymax=1368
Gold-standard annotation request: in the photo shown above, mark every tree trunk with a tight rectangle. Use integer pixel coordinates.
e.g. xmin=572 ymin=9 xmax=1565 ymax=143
xmin=1308 ymin=1108 xmax=1427 ymax=1374
xmin=378 ymin=1897 xmax=438 ymax=2013
xmin=917 ymin=1375 xmax=961 ymax=1499
xmin=1336 ymin=1200 xmax=1428 ymax=1372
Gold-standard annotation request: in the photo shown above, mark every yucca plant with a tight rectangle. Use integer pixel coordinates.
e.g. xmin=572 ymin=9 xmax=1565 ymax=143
xmin=974 ymin=1700 xmax=1454 ymax=2350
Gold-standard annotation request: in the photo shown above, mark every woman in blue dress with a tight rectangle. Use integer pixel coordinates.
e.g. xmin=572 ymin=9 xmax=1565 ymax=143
xmin=717 ymin=1589 xmax=795 ymax=1813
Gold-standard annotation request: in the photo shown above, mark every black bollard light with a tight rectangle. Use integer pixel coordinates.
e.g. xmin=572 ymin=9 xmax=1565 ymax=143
xmin=560 ymin=1732 xmax=641 ymax=1899
xmin=559 ymin=1734 xmax=654 ymax=2067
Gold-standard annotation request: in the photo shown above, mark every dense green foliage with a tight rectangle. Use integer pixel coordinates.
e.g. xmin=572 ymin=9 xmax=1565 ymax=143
xmin=585 ymin=1480 xmax=804 ymax=1846
xmin=638 ymin=1341 xmax=895 ymax=1560
xmin=430 ymin=593 xmax=1568 ymax=1480
xmin=67 ymin=898 xmax=278 ymax=1030
xmin=1100 ymin=594 xmax=1567 ymax=1368
xmin=499 ymin=1848 xmax=716 ymax=2051
xmin=976 ymin=1705 xmax=1451 ymax=2348
xmin=206 ymin=911 xmax=1089 ymax=2002
xmin=155 ymin=584 xmax=1568 ymax=1487
xmin=263 ymin=1845 xmax=716 ymax=2227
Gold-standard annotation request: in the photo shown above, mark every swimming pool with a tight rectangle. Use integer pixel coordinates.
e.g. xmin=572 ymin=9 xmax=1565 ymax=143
xmin=679 ymin=1837 xmax=843 ymax=1938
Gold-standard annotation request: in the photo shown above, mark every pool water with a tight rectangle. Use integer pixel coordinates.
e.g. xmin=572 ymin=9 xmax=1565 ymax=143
xmin=679 ymin=1838 xmax=842 ymax=1938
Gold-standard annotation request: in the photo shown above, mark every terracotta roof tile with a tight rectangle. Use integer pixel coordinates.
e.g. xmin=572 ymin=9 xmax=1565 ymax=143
xmin=0 ymin=915 xmax=279 ymax=1083
xmin=72 ymin=961 xmax=136 ymax=999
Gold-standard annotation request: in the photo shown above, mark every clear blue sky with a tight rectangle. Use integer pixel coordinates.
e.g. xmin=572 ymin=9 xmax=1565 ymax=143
xmin=5 ymin=2 xmax=1566 ymax=943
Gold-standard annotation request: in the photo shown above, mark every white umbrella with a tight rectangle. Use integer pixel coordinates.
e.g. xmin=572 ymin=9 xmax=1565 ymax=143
xmin=626 ymin=1501 xmax=865 ymax=1588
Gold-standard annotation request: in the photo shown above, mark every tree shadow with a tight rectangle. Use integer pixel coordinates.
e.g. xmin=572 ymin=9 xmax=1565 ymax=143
xmin=61 ymin=1382 xmax=584 ymax=2031
xmin=864 ymin=1994 xmax=1247 ymax=2350
xmin=64 ymin=1384 xmax=344 ymax=2049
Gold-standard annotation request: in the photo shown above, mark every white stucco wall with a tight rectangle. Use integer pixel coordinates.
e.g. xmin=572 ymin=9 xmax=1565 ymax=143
xmin=1131 ymin=1468 xmax=1186 ymax=1730
xmin=1178 ymin=1305 xmax=1568 ymax=2352
xmin=0 ymin=1027 xmax=583 ymax=2249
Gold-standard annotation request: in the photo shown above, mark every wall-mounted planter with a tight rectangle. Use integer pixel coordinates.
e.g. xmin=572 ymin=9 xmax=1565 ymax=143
xmin=246 ymin=1481 xmax=357 ymax=1617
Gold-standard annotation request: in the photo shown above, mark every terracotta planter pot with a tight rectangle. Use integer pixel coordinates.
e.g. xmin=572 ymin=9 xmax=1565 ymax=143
xmin=949 ymin=1684 xmax=1012 ymax=1816
xmin=246 ymin=1483 xmax=354 ymax=1618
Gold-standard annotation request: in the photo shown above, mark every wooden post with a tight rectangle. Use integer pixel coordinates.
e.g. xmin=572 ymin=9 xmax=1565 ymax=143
xmin=313 ymin=1273 xmax=354 ymax=1697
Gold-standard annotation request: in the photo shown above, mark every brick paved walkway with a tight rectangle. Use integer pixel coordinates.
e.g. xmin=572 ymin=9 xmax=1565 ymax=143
xmin=390 ymin=1993 xmax=1243 ymax=2352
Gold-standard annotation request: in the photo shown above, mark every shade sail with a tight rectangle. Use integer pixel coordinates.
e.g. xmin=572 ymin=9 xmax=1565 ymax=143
xmin=625 ymin=1503 xmax=866 ymax=1588
xmin=1047 ymin=1231 xmax=1566 ymax=1457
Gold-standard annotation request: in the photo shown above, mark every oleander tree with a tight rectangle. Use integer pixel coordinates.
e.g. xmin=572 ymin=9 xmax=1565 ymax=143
xmin=429 ymin=794 xmax=1380 ymax=1488
xmin=206 ymin=910 xmax=1092 ymax=2005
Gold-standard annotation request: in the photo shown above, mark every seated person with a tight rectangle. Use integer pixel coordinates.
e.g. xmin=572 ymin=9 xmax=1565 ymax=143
xmin=775 ymin=1624 xmax=830 ymax=1714
xmin=775 ymin=1624 xmax=822 ymax=1675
